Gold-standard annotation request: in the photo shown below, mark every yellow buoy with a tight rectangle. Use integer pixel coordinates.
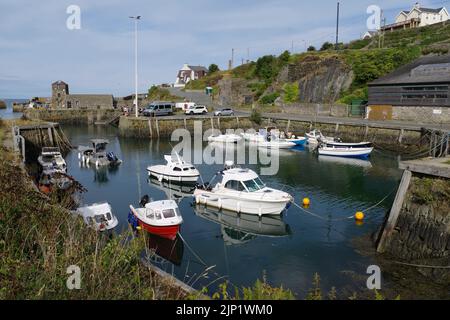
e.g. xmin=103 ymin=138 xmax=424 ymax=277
xmin=355 ymin=212 xmax=365 ymax=221
xmin=303 ymin=198 xmax=311 ymax=206
xmin=136 ymin=226 xmax=142 ymax=231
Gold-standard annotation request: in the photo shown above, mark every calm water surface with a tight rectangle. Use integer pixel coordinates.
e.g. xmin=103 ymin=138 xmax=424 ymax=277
xmin=63 ymin=124 xmax=402 ymax=297
xmin=0 ymin=99 xmax=26 ymax=119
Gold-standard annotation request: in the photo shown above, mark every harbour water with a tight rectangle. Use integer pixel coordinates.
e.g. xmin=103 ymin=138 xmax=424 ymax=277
xmin=62 ymin=124 xmax=403 ymax=297
xmin=0 ymin=99 xmax=26 ymax=120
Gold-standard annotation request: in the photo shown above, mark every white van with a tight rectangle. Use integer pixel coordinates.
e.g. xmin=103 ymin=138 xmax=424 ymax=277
xmin=175 ymin=102 xmax=197 ymax=111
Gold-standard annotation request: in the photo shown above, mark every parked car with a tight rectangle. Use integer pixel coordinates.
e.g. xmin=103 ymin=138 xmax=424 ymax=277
xmin=214 ymin=108 xmax=235 ymax=117
xmin=185 ymin=105 xmax=208 ymax=115
xmin=142 ymin=102 xmax=174 ymax=117
xmin=175 ymin=102 xmax=197 ymax=111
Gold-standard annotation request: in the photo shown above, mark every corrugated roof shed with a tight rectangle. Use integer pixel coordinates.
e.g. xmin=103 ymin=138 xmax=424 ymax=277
xmin=369 ymin=54 xmax=450 ymax=86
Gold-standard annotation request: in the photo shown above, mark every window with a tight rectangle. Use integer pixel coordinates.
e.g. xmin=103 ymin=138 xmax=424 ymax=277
xmin=225 ymin=180 xmax=245 ymax=191
xmin=106 ymin=212 xmax=112 ymax=220
xmin=162 ymin=209 xmax=176 ymax=219
xmin=174 ymin=167 xmax=182 ymax=172
xmin=146 ymin=209 xmax=155 ymax=219
xmin=243 ymin=179 xmax=262 ymax=192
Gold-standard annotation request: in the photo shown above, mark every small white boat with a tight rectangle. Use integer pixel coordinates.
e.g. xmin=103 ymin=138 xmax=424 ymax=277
xmin=147 ymin=153 xmax=200 ymax=184
xmin=38 ymin=147 xmax=67 ymax=174
xmin=128 ymin=199 xmax=183 ymax=241
xmin=208 ymin=133 xmax=242 ymax=144
xmin=305 ymin=130 xmax=336 ymax=144
xmin=318 ymin=144 xmax=374 ymax=159
xmin=76 ymin=203 xmax=119 ymax=232
xmin=256 ymin=140 xmax=297 ymax=149
xmin=194 ymin=162 xmax=293 ymax=216
xmin=78 ymin=139 xmax=122 ymax=168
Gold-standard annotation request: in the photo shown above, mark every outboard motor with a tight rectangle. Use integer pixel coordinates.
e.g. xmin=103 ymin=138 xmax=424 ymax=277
xmin=140 ymin=195 xmax=150 ymax=208
xmin=107 ymin=152 xmax=118 ymax=163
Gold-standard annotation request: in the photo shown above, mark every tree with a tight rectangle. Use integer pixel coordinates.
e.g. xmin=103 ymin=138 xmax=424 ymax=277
xmin=279 ymin=50 xmax=290 ymax=64
xmin=307 ymin=46 xmax=316 ymax=52
xmin=208 ymin=64 xmax=219 ymax=74
xmin=320 ymin=42 xmax=334 ymax=51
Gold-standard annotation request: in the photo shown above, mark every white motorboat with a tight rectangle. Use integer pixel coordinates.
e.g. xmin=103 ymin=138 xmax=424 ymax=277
xmin=208 ymin=133 xmax=242 ymax=144
xmin=305 ymin=130 xmax=336 ymax=144
xmin=78 ymin=139 xmax=122 ymax=168
xmin=244 ymin=129 xmax=296 ymax=149
xmin=128 ymin=199 xmax=183 ymax=241
xmin=76 ymin=202 xmax=119 ymax=232
xmin=318 ymin=143 xmax=374 ymax=159
xmin=194 ymin=162 xmax=293 ymax=216
xmin=147 ymin=153 xmax=200 ymax=184
xmin=38 ymin=147 xmax=67 ymax=174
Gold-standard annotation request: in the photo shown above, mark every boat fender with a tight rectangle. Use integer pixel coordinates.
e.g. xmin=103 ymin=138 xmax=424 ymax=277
xmin=96 ymin=160 xmax=99 ymax=168
xmin=78 ymin=153 xmax=81 ymax=160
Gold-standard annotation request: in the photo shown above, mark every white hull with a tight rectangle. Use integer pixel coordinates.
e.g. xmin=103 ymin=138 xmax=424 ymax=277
xmin=208 ymin=134 xmax=242 ymax=143
xmin=194 ymin=189 xmax=291 ymax=216
xmin=148 ymin=166 xmax=199 ymax=183
xmin=255 ymin=141 xmax=296 ymax=149
xmin=318 ymin=147 xmax=374 ymax=158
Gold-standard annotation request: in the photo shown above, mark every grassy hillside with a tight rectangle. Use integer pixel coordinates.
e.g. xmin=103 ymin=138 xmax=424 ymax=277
xmin=187 ymin=22 xmax=449 ymax=106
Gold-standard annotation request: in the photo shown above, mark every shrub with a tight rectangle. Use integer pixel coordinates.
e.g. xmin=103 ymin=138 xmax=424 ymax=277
xmin=320 ymin=41 xmax=334 ymax=51
xmin=250 ymin=109 xmax=262 ymax=125
xmin=307 ymin=46 xmax=316 ymax=52
xmin=259 ymin=92 xmax=280 ymax=105
xmin=208 ymin=64 xmax=220 ymax=74
xmin=283 ymin=83 xmax=299 ymax=103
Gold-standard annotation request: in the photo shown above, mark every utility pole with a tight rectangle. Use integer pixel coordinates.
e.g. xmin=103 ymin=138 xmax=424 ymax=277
xmin=129 ymin=15 xmax=141 ymax=118
xmin=335 ymin=1 xmax=340 ymax=50
xmin=231 ymin=48 xmax=235 ymax=69
xmin=291 ymin=40 xmax=294 ymax=53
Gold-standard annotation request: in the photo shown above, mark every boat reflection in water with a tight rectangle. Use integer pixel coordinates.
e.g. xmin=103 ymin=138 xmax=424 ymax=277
xmin=148 ymin=177 xmax=195 ymax=204
xmin=145 ymin=233 xmax=184 ymax=266
xmin=193 ymin=205 xmax=292 ymax=246
xmin=318 ymin=155 xmax=373 ymax=169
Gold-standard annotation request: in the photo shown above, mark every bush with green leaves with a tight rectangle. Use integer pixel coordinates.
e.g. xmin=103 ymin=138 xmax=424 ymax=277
xmin=259 ymin=92 xmax=280 ymax=105
xmin=283 ymin=83 xmax=299 ymax=103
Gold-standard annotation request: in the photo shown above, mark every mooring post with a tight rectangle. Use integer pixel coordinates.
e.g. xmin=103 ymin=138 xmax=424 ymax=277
xmin=286 ymin=119 xmax=291 ymax=133
xmin=48 ymin=127 xmax=54 ymax=146
xmin=210 ymin=117 xmax=214 ymax=130
xmin=155 ymin=118 xmax=160 ymax=137
xmin=309 ymin=122 xmax=313 ymax=131
xmin=377 ymin=170 xmax=412 ymax=253
xmin=217 ymin=117 xmax=221 ymax=130
xmin=20 ymin=135 xmax=26 ymax=163
xmin=364 ymin=125 xmax=369 ymax=139
xmin=148 ymin=118 xmax=153 ymax=138
xmin=335 ymin=123 xmax=340 ymax=134
xmin=184 ymin=118 xmax=187 ymax=129
xmin=398 ymin=129 xmax=404 ymax=144
xmin=236 ymin=116 xmax=239 ymax=127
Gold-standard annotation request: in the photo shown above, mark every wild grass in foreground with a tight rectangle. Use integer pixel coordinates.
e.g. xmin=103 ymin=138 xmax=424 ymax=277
xmin=0 ymin=141 xmax=188 ymax=299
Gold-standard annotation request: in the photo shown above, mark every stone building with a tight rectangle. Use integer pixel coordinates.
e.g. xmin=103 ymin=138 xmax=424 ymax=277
xmin=368 ymin=54 xmax=450 ymax=123
xmin=51 ymin=81 xmax=114 ymax=109
xmin=174 ymin=64 xmax=208 ymax=88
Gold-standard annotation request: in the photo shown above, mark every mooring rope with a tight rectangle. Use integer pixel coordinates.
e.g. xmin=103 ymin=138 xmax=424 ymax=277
xmin=177 ymin=232 xmax=208 ymax=267
xmin=393 ymin=261 xmax=450 ymax=269
xmin=290 ymin=187 xmax=397 ymax=223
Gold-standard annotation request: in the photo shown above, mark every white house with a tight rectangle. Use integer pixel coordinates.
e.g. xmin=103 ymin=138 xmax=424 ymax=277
xmin=174 ymin=64 xmax=208 ymax=88
xmin=384 ymin=3 xmax=449 ymax=31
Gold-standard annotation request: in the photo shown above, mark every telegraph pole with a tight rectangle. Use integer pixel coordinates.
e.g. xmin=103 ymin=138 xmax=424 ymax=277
xmin=335 ymin=1 xmax=340 ymax=50
xmin=129 ymin=15 xmax=141 ymax=118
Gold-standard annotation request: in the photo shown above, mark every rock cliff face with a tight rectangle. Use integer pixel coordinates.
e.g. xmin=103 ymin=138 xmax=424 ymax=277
xmin=286 ymin=55 xmax=354 ymax=103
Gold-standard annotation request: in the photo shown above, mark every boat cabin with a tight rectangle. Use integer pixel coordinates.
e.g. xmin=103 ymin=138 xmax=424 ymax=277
xmin=217 ymin=168 xmax=267 ymax=193
xmin=91 ymin=139 xmax=109 ymax=154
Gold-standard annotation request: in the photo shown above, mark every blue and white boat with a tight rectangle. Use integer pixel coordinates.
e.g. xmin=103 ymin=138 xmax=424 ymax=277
xmin=318 ymin=141 xmax=374 ymax=159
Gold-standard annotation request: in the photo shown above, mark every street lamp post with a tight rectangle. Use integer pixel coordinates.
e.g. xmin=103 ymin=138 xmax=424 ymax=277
xmin=129 ymin=15 xmax=141 ymax=118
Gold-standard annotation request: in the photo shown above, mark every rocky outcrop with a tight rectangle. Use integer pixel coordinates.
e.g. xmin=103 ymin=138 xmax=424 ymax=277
xmin=217 ymin=77 xmax=255 ymax=106
xmin=286 ymin=55 xmax=354 ymax=103
xmin=0 ymin=100 xmax=6 ymax=109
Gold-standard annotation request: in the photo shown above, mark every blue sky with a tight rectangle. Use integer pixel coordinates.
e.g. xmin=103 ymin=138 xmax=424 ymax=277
xmin=0 ymin=0 xmax=447 ymax=98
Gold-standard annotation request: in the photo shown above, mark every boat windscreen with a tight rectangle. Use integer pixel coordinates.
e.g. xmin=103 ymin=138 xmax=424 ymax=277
xmin=243 ymin=179 xmax=264 ymax=192
xmin=162 ymin=209 xmax=176 ymax=219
